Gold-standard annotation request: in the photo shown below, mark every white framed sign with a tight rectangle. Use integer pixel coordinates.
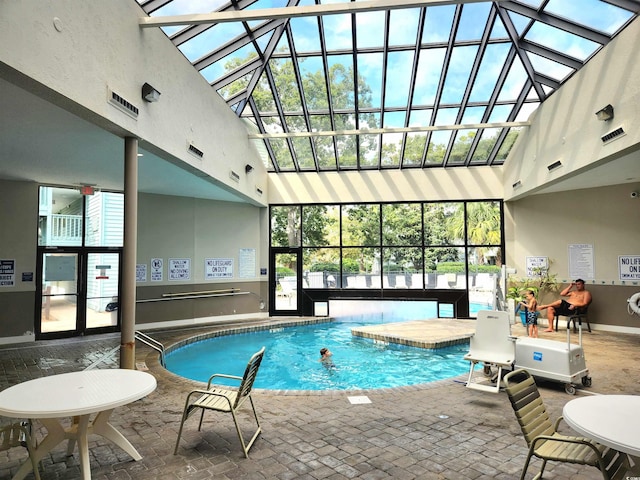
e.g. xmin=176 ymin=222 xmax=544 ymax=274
xmin=205 ymin=258 xmax=233 ymax=279
xmin=151 ymin=258 xmax=163 ymax=282
xmin=568 ymin=244 xmax=594 ymax=280
xmin=526 ymin=256 xmax=548 ymax=277
xmin=169 ymin=258 xmax=191 ymax=281
xmin=619 ymin=255 xmax=640 ymax=281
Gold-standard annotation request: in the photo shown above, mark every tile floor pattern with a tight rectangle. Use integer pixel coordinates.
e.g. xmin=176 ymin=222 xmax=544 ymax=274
xmin=0 ymin=318 xmax=639 ymax=480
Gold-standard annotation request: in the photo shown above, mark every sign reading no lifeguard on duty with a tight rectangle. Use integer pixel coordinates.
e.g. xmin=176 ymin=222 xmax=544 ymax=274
xmin=619 ymin=255 xmax=640 ymax=281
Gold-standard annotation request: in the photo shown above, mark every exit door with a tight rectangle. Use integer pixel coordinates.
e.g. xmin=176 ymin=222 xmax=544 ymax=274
xmin=271 ymin=248 xmax=301 ymax=315
xmin=37 ymin=248 xmax=121 ymax=339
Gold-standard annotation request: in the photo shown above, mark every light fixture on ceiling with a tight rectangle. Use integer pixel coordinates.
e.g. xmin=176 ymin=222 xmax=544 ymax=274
xmin=595 ymin=104 xmax=614 ymax=121
xmin=245 ymin=164 xmax=254 ymax=174
xmin=141 ymin=82 xmax=161 ymax=103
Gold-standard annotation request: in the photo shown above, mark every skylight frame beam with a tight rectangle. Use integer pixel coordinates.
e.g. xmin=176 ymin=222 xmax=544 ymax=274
xmin=232 ymin=9 xmax=292 ymax=116
xmin=139 ymin=0 xmax=503 ymax=28
xmin=399 ymin=6 xmax=428 ymax=169
xmin=518 ymin=39 xmax=583 ymax=70
xmin=444 ymin=4 xmax=498 ymax=167
xmin=376 ymin=9 xmax=393 ymax=169
xmin=498 ymin=0 xmax=610 ymax=45
xmin=494 ymin=4 xmax=546 ymax=101
xmin=284 ymin=22 xmax=320 ymax=172
xmin=248 ymin=121 xmax=530 ymax=139
xmin=192 ymin=19 xmax=286 ymax=71
xmin=435 ymin=4 xmax=464 ymax=168
xmin=169 ymin=0 xmax=259 ymax=45
xmin=465 ymin=42 xmax=518 ymax=165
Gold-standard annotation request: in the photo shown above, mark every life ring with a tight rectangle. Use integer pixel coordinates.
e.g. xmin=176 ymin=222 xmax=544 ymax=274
xmin=628 ymin=292 xmax=640 ymax=316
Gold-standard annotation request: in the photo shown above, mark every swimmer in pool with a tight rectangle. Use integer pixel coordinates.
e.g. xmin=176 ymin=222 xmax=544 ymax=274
xmin=319 ymin=347 xmax=335 ymax=368
xmin=320 ymin=347 xmax=332 ymax=361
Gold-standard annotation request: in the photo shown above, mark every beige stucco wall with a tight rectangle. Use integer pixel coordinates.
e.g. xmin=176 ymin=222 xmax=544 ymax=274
xmin=505 ymin=183 xmax=640 ymax=329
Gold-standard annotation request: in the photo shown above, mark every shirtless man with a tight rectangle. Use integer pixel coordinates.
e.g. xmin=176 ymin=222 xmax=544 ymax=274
xmin=538 ymin=279 xmax=592 ymax=332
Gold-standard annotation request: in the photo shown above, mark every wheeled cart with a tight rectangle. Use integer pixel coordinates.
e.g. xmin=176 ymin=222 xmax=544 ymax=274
xmin=514 ymin=320 xmax=591 ymax=394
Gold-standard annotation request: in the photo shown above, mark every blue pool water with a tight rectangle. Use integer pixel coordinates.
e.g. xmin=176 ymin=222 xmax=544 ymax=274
xmin=165 ymin=300 xmax=486 ymax=391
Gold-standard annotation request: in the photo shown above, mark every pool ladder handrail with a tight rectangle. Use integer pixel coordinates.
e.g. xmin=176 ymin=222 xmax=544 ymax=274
xmin=134 ymin=331 xmax=165 ymax=367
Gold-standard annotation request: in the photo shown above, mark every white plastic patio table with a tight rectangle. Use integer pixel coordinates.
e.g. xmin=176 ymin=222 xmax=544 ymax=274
xmin=0 ymin=369 xmax=157 ymax=480
xmin=563 ymin=394 xmax=640 ymax=474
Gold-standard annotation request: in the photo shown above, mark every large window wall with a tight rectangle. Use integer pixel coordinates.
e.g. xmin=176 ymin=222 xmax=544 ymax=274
xmin=271 ymin=200 xmax=503 ymax=314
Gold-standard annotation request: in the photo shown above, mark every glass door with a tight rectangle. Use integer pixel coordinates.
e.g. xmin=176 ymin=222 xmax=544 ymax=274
xmin=37 ymin=248 xmax=121 ymax=338
xmin=271 ymin=249 xmax=301 ymax=315
xmin=39 ymin=251 xmax=80 ymax=335
xmin=86 ymin=252 xmax=120 ymax=330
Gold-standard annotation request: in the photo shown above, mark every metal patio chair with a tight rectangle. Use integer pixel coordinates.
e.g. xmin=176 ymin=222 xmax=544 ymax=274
xmin=504 ymin=369 xmax=629 ymax=479
xmin=174 ymin=347 xmax=265 ymax=458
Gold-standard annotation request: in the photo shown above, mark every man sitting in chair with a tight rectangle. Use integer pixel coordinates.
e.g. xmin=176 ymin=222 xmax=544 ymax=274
xmin=538 ymin=279 xmax=592 ymax=333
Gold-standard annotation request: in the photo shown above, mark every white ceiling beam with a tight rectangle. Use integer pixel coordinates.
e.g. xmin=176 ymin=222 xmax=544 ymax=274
xmin=247 ymin=121 xmax=530 ymax=139
xmin=140 ymin=0 xmax=501 ymax=28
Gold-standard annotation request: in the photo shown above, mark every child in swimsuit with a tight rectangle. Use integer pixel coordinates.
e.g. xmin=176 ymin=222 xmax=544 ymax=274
xmin=520 ymin=290 xmax=538 ymax=338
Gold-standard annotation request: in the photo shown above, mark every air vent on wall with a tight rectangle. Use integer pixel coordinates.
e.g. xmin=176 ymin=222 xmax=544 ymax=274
xmin=547 ymin=160 xmax=562 ymax=171
xmin=188 ymin=144 xmax=204 ymax=159
xmin=256 ymin=186 xmax=263 ymax=196
xmin=601 ymin=127 xmax=625 ymax=144
xmin=107 ymin=88 xmax=139 ymax=118
xmin=229 ymin=170 xmax=240 ymax=182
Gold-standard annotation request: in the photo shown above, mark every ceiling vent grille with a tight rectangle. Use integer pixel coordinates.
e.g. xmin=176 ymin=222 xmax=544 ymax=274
xmin=601 ymin=127 xmax=625 ymax=144
xmin=188 ymin=144 xmax=204 ymax=159
xmin=108 ymin=89 xmax=139 ymax=118
xmin=229 ymin=170 xmax=240 ymax=182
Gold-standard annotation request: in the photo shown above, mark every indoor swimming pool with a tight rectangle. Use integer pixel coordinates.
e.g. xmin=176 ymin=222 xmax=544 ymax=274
xmin=165 ymin=300 xmax=486 ymax=391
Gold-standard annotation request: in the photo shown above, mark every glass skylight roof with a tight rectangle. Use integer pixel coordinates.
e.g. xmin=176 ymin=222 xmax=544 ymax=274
xmin=138 ymin=0 xmax=639 ymax=173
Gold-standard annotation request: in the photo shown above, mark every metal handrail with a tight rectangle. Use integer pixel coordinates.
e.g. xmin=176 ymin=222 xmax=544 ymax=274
xmin=135 ymin=331 xmax=165 ymax=367
xmin=136 ymin=289 xmax=251 ymax=303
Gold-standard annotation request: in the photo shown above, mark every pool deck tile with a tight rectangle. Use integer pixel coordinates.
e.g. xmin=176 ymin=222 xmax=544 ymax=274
xmin=0 ymin=317 xmax=639 ymax=480
xmin=351 ymin=318 xmax=476 ymax=349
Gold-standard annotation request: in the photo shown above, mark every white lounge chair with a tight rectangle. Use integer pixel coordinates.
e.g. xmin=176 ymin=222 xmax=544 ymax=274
xmin=463 ymin=310 xmax=515 ymax=393
xmin=395 ymin=275 xmax=407 ymax=288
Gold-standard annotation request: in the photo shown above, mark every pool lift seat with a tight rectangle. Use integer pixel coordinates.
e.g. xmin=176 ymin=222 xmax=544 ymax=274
xmin=174 ymin=347 xmax=265 ymax=458
xmin=463 ymin=310 xmax=515 ymax=393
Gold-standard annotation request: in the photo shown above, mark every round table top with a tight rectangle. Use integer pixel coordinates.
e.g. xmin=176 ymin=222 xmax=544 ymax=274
xmin=0 ymin=369 xmax=157 ymax=419
xmin=562 ymin=394 xmax=640 ymax=457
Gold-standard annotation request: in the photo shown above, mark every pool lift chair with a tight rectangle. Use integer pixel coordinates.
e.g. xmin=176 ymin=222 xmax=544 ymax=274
xmin=174 ymin=347 xmax=265 ymax=458
xmin=504 ymin=369 xmax=629 ymax=480
xmin=463 ymin=310 xmax=515 ymax=393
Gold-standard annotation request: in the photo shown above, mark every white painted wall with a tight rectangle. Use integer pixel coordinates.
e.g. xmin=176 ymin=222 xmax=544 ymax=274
xmin=0 ymin=0 xmax=265 ymax=204
xmin=268 ymin=167 xmax=504 ymax=204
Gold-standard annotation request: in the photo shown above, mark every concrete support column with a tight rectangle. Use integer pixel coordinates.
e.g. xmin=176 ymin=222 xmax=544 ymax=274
xmin=120 ymin=137 xmax=138 ymax=369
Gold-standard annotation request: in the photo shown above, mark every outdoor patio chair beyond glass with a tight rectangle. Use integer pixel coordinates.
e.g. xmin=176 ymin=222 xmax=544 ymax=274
xmin=504 ymin=369 xmax=629 ymax=479
xmin=174 ymin=347 xmax=265 ymax=458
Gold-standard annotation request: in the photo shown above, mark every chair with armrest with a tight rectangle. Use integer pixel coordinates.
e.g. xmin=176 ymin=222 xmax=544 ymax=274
xmin=554 ymin=303 xmax=591 ymax=333
xmin=504 ymin=369 xmax=629 ymax=480
xmin=174 ymin=347 xmax=265 ymax=458
xmin=0 ymin=421 xmax=41 ymax=480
